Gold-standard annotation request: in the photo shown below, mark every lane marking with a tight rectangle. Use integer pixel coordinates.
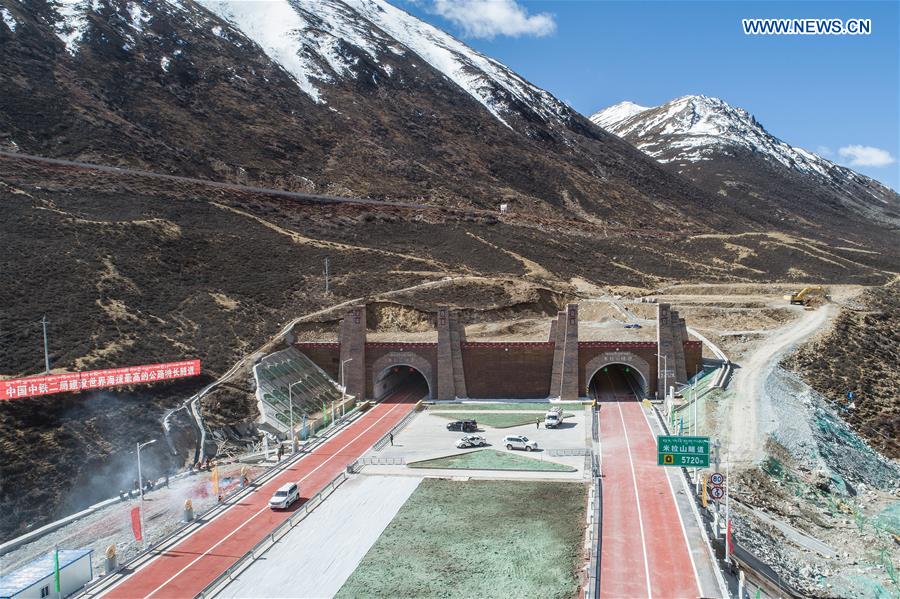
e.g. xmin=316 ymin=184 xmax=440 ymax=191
xmin=616 ymin=401 xmax=653 ymax=599
xmin=117 ymin=395 xmax=410 ymax=599
xmin=638 ymin=405 xmax=702 ymax=597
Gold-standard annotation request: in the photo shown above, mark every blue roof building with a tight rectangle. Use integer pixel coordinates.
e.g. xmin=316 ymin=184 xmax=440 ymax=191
xmin=0 ymin=549 xmax=93 ymax=599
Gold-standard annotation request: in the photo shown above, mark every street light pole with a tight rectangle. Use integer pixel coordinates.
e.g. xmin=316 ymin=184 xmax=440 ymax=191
xmin=136 ymin=439 xmax=156 ymax=549
xmin=288 ymin=380 xmax=305 ymax=453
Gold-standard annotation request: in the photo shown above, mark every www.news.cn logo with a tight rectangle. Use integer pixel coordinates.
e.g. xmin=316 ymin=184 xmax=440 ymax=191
xmin=742 ymin=18 xmax=872 ymax=35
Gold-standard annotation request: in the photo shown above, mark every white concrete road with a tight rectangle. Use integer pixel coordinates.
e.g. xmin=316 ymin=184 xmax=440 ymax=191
xmin=727 ymin=304 xmax=836 ymax=463
xmin=215 ymin=475 xmax=422 ymax=599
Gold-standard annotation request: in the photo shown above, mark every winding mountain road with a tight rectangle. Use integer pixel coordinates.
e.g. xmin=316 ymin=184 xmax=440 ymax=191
xmin=726 ymin=304 xmax=836 ymax=464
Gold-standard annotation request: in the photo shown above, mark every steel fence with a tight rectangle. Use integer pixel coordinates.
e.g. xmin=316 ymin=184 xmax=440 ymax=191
xmin=586 ymin=462 xmax=602 ymax=599
xmin=372 ymin=405 xmax=420 ymax=451
xmin=356 ymin=456 xmax=406 ymax=466
xmin=196 ymin=471 xmax=349 ymax=598
xmin=546 ymin=448 xmax=590 ymax=457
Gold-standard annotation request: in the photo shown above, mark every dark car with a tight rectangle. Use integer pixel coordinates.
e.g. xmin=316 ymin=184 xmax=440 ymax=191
xmin=446 ymin=419 xmax=477 ymax=432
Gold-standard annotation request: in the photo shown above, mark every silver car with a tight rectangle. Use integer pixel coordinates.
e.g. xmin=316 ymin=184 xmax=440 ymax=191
xmin=504 ymin=435 xmax=538 ymax=451
xmin=456 ymin=435 xmax=487 ymax=448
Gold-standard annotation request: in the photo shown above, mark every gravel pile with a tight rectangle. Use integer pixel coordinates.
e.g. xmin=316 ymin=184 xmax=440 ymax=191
xmin=731 ymin=367 xmax=900 ymax=597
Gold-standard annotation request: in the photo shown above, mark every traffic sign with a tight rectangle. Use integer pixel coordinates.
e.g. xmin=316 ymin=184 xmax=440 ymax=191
xmin=710 ymin=486 xmax=725 ymax=500
xmin=710 ymin=472 xmax=725 ymax=485
xmin=657 ymin=435 xmax=710 ymax=467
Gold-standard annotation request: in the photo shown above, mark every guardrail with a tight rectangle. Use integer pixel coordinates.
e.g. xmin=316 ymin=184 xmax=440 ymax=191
xmin=196 ymin=470 xmax=350 ymax=599
xmin=585 ymin=461 xmax=602 ymax=599
xmin=686 ymin=326 xmax=732 ymax=390
xmin=546 ymin=448 xmax=590 ymax=457
xmin=355 ymin=456 xmax=406 ymax=466
xmin=372 ymin=404 xmax=421 ymax=451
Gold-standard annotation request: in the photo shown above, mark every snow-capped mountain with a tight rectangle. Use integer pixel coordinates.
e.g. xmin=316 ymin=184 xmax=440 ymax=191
xmin=1 ymin=0 xmax=737 ymax=231
xmin=201 ymin=0 xmax=570 ymax=127
xmin=591 ymin=95 xmax=899 ymax=226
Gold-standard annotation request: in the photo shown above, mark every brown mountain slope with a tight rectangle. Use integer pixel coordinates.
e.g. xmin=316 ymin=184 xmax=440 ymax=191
xmin=0 ymin=0 xmax=747 ymax=233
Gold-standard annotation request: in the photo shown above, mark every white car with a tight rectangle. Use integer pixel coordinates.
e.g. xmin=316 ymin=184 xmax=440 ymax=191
xmin=456 ymin=435 xmax=487 ymax=448
xmin=504 ymin=435 xmax=538 ymax=452
xmin=269 ymin=482 xmax=300 ymax=509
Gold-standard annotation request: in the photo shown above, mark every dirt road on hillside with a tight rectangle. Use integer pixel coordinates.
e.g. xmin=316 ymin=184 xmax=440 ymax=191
xmin=726 ymin=304 xmax=837 ymax=464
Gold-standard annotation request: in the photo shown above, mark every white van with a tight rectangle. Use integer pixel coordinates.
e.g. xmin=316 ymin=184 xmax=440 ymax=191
xmin=544 ymin=406 xmax=564 ymax=428
xmin=269 ymin=482 xmax=300 ymax=509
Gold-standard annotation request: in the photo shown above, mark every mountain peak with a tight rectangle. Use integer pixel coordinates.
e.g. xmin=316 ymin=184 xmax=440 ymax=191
xmin=590 ymin=95 xmax=899 ymax=226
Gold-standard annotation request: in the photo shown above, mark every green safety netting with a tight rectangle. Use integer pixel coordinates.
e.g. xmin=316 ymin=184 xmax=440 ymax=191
xmin=255 ymin=346 xmax=347 ymax=430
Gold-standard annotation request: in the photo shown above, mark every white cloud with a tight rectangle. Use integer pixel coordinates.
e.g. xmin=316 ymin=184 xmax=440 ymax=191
xmin=431 ymin=0 xmax=556 ymax=39
xmin=838 ymin=144 xmax=896 ymax=167
xmin=815 ymin=145 xmax=832 ymax=157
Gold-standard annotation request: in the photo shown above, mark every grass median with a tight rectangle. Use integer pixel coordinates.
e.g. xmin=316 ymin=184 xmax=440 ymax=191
xmin=408 ymin=448 xmax=576 ymax=472
xmin=335 ymin=479 xmax=586 ymax=599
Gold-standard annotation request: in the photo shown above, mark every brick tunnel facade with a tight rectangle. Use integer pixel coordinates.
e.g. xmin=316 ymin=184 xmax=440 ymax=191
xmin=295 ymin=303 xmax=702 ymax=401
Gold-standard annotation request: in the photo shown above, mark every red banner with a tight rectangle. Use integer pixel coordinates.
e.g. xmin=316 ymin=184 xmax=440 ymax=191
xmin=0 ymin=359 xmax=201 ymax=400
xmin=131 ymin=506 xmax=142 ymax=541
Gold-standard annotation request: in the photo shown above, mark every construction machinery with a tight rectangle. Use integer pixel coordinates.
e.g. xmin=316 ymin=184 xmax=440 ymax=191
xmin=783 ymin=286 xmax=826 ymax=306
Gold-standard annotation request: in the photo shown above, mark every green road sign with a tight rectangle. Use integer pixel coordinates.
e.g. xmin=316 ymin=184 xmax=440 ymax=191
xmin=657 ymin=435 xmax=710 ymax=467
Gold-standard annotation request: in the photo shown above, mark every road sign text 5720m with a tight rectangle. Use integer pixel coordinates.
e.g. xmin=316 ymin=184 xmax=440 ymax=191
xmin=657 ymin=435 xmax=710 ymax=468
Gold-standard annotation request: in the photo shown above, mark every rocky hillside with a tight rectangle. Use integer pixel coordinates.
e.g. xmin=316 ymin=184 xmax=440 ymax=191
xmin=592 ymin=95 xmax=900 ymax=249
xmin=0 ymin=0 xmax=748 ymax=233
xmin=784 ymin=281 xmax=900 ymax=459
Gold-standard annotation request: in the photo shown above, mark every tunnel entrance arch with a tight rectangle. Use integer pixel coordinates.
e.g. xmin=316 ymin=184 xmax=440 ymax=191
xmin=371 ymin=352 xmax=434 ymax=400
xmin=585 ymin=352 xmax=650 ymax=399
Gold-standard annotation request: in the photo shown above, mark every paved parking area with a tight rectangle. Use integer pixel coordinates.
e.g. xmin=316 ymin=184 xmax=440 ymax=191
xmin=363 ymin=404 xmax=592 ymax=479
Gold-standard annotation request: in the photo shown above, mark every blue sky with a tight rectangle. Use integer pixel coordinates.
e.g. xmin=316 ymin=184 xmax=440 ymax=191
xmin=399 ymin=1 xmax=899 ymax=190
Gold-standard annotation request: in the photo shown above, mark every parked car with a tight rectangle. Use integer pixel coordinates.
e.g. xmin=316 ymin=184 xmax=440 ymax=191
xmin=446 ymin=419 xmax=477 ymax=432
xmin=504 ymin=435 xmax=539 ymax=451
xmin=269 ymin=482 xmax=300 ymax=509
xmin=456 ymin=435 xmax=487 ymax=448
xmin=624 ymin=323 xmax=642 ymax=329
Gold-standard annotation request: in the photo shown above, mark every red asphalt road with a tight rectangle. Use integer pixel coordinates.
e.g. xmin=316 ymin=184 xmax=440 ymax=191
xmin=596 ymin=369 xmax=699 ymax=599
xmin=101 ymin=384 xmax=422 ymax=599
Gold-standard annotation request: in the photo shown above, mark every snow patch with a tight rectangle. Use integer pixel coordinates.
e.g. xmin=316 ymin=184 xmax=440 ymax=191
xmin=1 ymin=6 xmax=17 ymax=32
xmin=591 ymin=101 xmax=649 ymax=130
xmin=343 ymin=0 xmax=567 ymax=127
xmin=127 ymin=2 xmax=151 ymax=32
xmin=53 ymin=0 xmax=92 ymax=55
xmin=200 ymin=0 xmax=329 ymax=103
xmin=160 ymin=56 xmax=171 ymax=72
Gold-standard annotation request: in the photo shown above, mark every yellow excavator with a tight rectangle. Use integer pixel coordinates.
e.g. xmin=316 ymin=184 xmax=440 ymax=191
xmin=784 ymin=286 xmax=826 ymax=306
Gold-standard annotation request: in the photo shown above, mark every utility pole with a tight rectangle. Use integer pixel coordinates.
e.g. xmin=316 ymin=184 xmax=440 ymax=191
xmin=725 ymin=460 xmax=732 ymax=564
xmin=41 ymin=316 xmax=50 ymax=374
xmin=323 ymin=257 xmax=330 ymax=295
